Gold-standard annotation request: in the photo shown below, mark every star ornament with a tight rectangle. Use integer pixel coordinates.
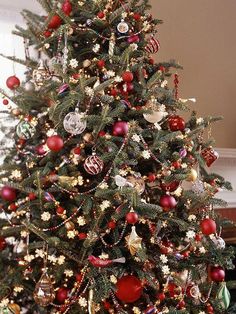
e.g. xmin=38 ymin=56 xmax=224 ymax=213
xmin=125 ymin=226 xmax=142 ymax=255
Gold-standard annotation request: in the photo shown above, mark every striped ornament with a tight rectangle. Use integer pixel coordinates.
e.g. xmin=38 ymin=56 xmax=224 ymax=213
xmin=217 ymin=282 xmax=231 ymax=310
xmin=84 ymin=154 xmax=104 ymax=175
xmin=145 ymin=36 xmax=160 ymax=54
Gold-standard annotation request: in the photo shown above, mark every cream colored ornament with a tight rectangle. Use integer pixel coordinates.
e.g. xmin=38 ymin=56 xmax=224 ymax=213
xmin=143 ymin=98 xmax=167 ymax=123
xmin=187 ymin=169 xmax=198 ymax=182
xmin=83 ymin=59 xmax=91 ymax=68
xmin=125 ymin=226 xmax=142 ymax=255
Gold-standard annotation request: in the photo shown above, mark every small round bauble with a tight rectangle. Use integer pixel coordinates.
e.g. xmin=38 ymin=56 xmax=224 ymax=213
xmin=97 ymin=59 xmax=105 ymax=68
xmin=160 ymin=181 xmax=180 ymax=192
xmin=168 ymin=115 xmax=185 ymax=131
xmin=97 ymin=11 xmax=105 ymax=19
xmin=1 ymin=186 xmax=16 ymax=202
xmin=210 ymin=266 xmax=225 ymax=282
xmin=84 ymin=153 xmax=104 ymax=175
xmin=126 ymin=211 xmax=139 ymax=224
xmin=112 ymin=121 xmax=129 ymax=137
xmin=8 ymin=303 xmax=21 ymax=314
xmin=48 ymin=15 xmax=62 ymax=29
xmin=122 ymin=71 xmax=134 ymax=82
xmin=46 ymin=135 xmax=64 ymax=152
xmin=0 ymin=237 xmax=7 ymax=251
xmin=212 ymin=236 xmax=226 ymax=250
xmin=62 ymin=0 xmax=72 ymax=16
xmin=56 ymin=287 xmax=69 ymax=304
xmin=115 ymin=275 xmax=143 ymax=303
xmin=16 ymin=121 xmax=35 ymax=140
xmin=6 ymin=76 xmax=20 ymax=90
xmin=43 ymin=30 xmax=52 ymax=38
xmin=63 ymin=112 xmax=87 ymax=135
xmin=200 ymin=218 xmax=216 ymax=235
xmin=117 ymin=20 xmax=129 ymax=34
xmin=187 ymin=168 xmax=198 ymax=182
xmin=160 ymin=195 xmax=177 ymax=210
xmin=35 ymin=144 xmax=47 ymax=156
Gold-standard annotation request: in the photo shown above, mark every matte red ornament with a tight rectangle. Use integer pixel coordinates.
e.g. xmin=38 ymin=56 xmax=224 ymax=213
xmin=108 ymin=220 xmax=116 ymax=229
xmin=200 ymin=218 xmax=216 ymax=235
xmin=115 ymin=275 xmax=143 ymax=303
xmin=201 ymin=147 xmax=219 ymax=167
xmin=126 ymin=211 xmax=139 ymax=224
xmin=97 ymin=11 xmax=105 ymax=19
xmin=159 ymin=195 xmax=177 ymax=210
xmin=0 ymin=237 xmax=7 ymax=251
xmin=84 ymin=153 xmax=104 ymax=175
xmin=56 ymin=287 xmax=69 ymax=304
xmin=3 ymin=99 xmax=9 ymax=105
xmin=160 ymin=181 xmax=180 ymax=192
xmin=46 ymin=135 xmax=64 ymax=152
xmin=122 ymin=71 xmax=134 ymax=82
xmin=62 ymin=0 xmax=72 ymax=16
xmin=1 ymin=186 xmax=17 ymax=202
xmin=210 ymin=266 xmax=225 ymax=282
xmin=6 ymin=76 xmax=20 ymax=90
xmin=97 ymin=59 xmax=105 ymax=68
xmin=28 ymin=192 xmax=36 ymax=201
xmin=48 ymin=15 xmax=62 ymax=29
xmin=133 ymin=13 xmax=141 ymax=21
xmin=168 ymin=115 xmax=185 ymax=131
xmin=43 ymin=30 xmax=52 ymax=38
xmin=148 ymin=173 xmax=156 ymax=182
xmin=112 ymin=121 xmax=129 ymax=136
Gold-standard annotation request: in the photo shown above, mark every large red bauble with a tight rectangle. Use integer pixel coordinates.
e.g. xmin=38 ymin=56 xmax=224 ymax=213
xmin=1 ymin=186 xmax=17 ymax=202
xmin=122 ymin=71 xmax=134 ymax=82
xmin=160 ymin=181 xmax=180 ymax=192
xmin=112 ymin=121 xmax=129 ymax=136
xmin=200 ymin=218 xmax=216 ymax=235
xmin=48 ymin=15 xmax=62 ymax=29
xmin=210 ymin=266 xmax=225 ymax=282
xmin=168 ymin=115 xmax=185 ymax=131
xmin=6 ymin=76 xmax=20 ymax=90
xmin=62 ymin=0 xmax=72 ymax=16
xmin=160 ymin=195 xmax=177 ymax=210
xmin=56 ymin=287 xmax=69 ymax=304
xmin=46 ymin=135 xmax=64 ymax=152
xmin=0 ymin=237 xmax=7 ymax=251
xmin=126 ymin=211 xmax=139 ymax=224
xmin=115 ymin=275 xmax=143 ymax=303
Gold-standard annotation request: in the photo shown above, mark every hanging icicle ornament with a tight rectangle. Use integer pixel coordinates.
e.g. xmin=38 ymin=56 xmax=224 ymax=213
xmin=216 ymin=282 xmax=231 ymax=310
xmin=125 ymin=226 xmax=142 ymax=255
xmin=62 ymin=29 xmax=69 ymax=74
xmin=84 ymin=151 xmax=104 ymax=175
xmin=63 ymin=109 xmax=87 ymax=135
xmin=32 ymin=60 xmax=51 ymax=87
xmin=109 ymin=33 xmax=116 ymax=62
xmin=16 ymin=121 xmax=36 ymax=140
xmin=33 ymin=270 xmax=55 ymax=306
xmin=88 ymin=289 xmax=95 ymax=314
xmin=145 ymin=36 xmax=160 ymax=54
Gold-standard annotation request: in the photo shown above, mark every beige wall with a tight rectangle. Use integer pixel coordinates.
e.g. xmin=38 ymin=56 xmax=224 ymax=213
xmin=150 ymin=0 xmax=236 ymax=148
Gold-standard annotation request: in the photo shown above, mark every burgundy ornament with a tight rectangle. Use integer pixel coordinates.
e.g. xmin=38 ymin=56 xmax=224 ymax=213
xmin=115 ymin=275 xmax=143 ymax=303
xmin=1 ymin=186 xmax=17 ymax=202
xmin=46 ymin=135 xmax=64 ymax=152
xmin=145 ymin=36 xmax=160 ymax=54
xmin=35 ymin=144 xmax=47 ymax=156
xmin=210 ymin=266 xmax=225 ymax=282
xmin=48 ymin=15 xmax=62 ymax=29
xmin=127 ymin=35 xmax=140 ymax=44
xmin=6 ymin=76 xmax=20 ymax=90
xmin=62 ymin=0 xmax=72 ymax=16
xmin=168 ymin=115 xmax=185 ymax=132
xmin=84 ymin=153 xmax=104 ymax=175
xmin=56 ymin=287 xmax=69 ymax=304
xmin=126 ymin=211 xmax=139 ymax=224
xmin=200 ymin=218 xmax=216 ymax=235
xmin=160 ymin=181 xmax=180 ymax=192
xmin=0 ymin=237 xmax=7 ymax=251
xmin=201 ymin=147 xmax=219 ymax=167
xmin=160 ymin=195 xmax=177 ymax=210
xmin=112 ymin=121 xmax=129 ymax=137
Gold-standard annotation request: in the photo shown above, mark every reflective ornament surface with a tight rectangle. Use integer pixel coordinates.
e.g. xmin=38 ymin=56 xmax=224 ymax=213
xmin=33 ymin=60 xmax=51 ymax=87
xmin=33 ymin=271 xmax=55 ymax=306
xmin=63 ymin=111 xmax=87 ymax=135
xmin=16 ymin=121 xmax=35 ymax=139
xmin=84 ymin=153 xmax=104 ymax=175
xmin=117 ymin=19 xmax=129 ymax=34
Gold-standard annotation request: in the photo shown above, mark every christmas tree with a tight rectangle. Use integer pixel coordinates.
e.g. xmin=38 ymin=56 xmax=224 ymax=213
xmin=0 ymin=0 xmax=235 ymax=313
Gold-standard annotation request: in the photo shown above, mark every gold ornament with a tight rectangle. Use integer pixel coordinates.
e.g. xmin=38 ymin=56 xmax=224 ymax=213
xmin=187 ymin=169 xmax=198 ymax=182
xmin=33 ymin=270 xmax=55 ymax=307
xmin=65 ymin=221 xmax=75 ymax=230
xmin=83 ymin=133 xmax=94 ymax=143
xmin=8 ymin=304 xmax=20 ymax=314
xmin=88 ymin=289 xmax=95 ymax=314
xmin=126 ymin=174 xmax=145 ymax=195
xmin=125 ymin=226 xmax=142 ymax=255
xmin=83 ymin=59 xmax=91 ymax=68
xmin=33 ymin=60 xmax=51 ymax=87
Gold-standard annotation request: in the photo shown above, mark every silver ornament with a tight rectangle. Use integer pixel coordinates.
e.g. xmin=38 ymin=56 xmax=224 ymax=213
xmin=192 ymin=179 xmax=205 ymax=195
xmin=24 ymin=81 xmax=35 ymax=92
xmin=212 ymin=236 xmax=226 ymax=250
xmin=117 ymin=19 xmax=129 ymax=34
xmin=16 ymin=121 xmax=35 ymax=139
xmin=63 ymin=112 xmax=87 ymax=135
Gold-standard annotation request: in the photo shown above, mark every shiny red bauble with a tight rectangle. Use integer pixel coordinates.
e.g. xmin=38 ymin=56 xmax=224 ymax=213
xmin=200 ymin=218 xmax=216 ymax=235
xmin=56 ymin=206 xmax=65 ymax=215
xmin=62 ymin=0 xmax=72 ymax=16
xmin=122 ymin=71 xmax=134 ymax=82
xmin=168 ymin=115 xmax=185 ymax=132
xmin=97 ymin=59 xmax=105 ymax=68
xmin=56 ymin=287 xmax=69 ymax=304
xmin=159 ymin=195 xmax=177 ymax=210
xmin=97 ymin=11 xmax=105 ymax=19
xmin=6 ymin=76 xmax=20 ymax=90
xmin=46 ymin=135 xmax=64 ymax=152
xmin=0 ymin=237 xmax=7 ymax=251
xmin=148 ymin=173 xmax=156 ymax=182
xmin=160 ymin=181 xmax=180 ymax=192
xmin=48 ymin=15 xmax=62 ymax=29
xmin=112 ymin=121 xmax=129 ymax=137
xmin=3 ymin=99 xmax=9 ymax=105
xmin=115 ymin=275 xmax=143 ymax=303
xmin=126 ymin=211 xmax=139 ymax=224
xmin=28 ymin=192 xmax=36 ymax=201
xmin=108 ymin=220 xmax=116 ymax=229
xmin=133 ymin=13 xmax=141 ymax=21
xmin=210 ymin=266 xmax=225 ymax=282
xmin=1 ymin=186 xmax=17 ymax=202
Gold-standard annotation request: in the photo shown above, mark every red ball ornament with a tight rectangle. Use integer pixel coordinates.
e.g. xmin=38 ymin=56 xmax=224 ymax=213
xmin=126 ymin=211 xmax=139 ymax=224
xmin=200 ymin=218 xmax=216 ymax=235
xmin=43 ymin=30 xmax=52 ymax=38
xmin=46 ymin=135 xmax=64 ymax=152
xmin=127 ymin=35 xmax=140 ymax=44
xmin=103 ymin=300 xmax=111 ymax=310
xmin=78 ymin=233 xmax=87 ymax=239
xmin=108 ymin=220 xmax=116 ymax=229
xmin=98 ymin=130 xmax=106 ymax=137
xmin=28 ymin=192 xmax=36 ymax=201
xmin=210 ymin=266 xmax=225 ymax=282
xmin=115 ymin=275 xmax=143 ymax=303
xmin=84 ymin=153 xmax=104 ymax=175
xmin=73 ymin=147 xmax=81 ymax=155
xmin=62 ymin=0 xmax=72 ymax=16
xmin=160 ymin=181 xmax=180 ymax=192
xmin=6 ymin=76 xmax=20 ymax=90
xmin=56 ymin=206 xmax=65 ymax=215
xmin=122 ymin=71 xmax=134 ymax=82
xmin=177 ymin=300 xmax=186 ymax=309
xmin=112 ymin=121 xmax=129 ymax=137
xmin=56 ymin=287 xmax=69 ymax=304
xmin=97 ymin=59 xmax=105 ymax=68
xmin=97 ymin=11 xmax=105 ymax=19
xmin=110 ymin=88 xmax=118 ymax=97
xmin=133 ymin=13 xmax=141 ymax=20
xmin=2 ymin=99 xmax=9 ymax=105
xmin=9 ymin=203 xmax=17 ymax=211
xmin=168 ymin=115 xmax=185 ymax=132
xmin=159 ymin=195 xmax=177 ymax=210
xmin=148 ymin=173 xmax=156 ymax=182
xmin=1 ymin=186 xmax=16 ymax=202
xmin=0 ymin=237 xmax=7 ymax=251
xmin=48 ymin=15 xmax=62 ymax=29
